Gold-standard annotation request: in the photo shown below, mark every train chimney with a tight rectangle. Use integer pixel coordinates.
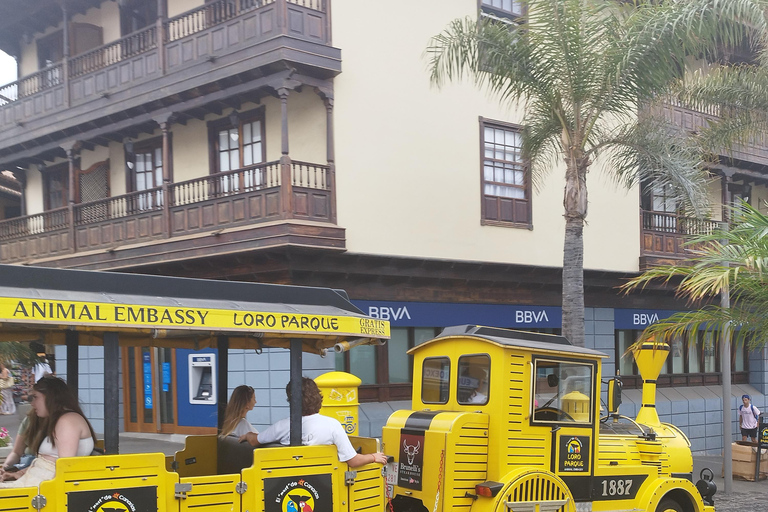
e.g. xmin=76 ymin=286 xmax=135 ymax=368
xmin=632 ymin=338 xmax=669 ymax=427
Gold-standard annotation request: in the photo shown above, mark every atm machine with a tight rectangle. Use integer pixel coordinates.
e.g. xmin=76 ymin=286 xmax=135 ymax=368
xmin=189 ymin=354 xmax=217 ymax=404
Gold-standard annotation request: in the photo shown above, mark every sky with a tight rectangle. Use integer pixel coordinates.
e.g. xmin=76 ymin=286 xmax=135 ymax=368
xmin=0 ymin=51 xmax=16 ymax=86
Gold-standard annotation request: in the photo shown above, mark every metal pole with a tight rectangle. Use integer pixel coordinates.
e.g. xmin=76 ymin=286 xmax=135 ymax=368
xmin=289 ymin=339 xmax=303 ymax=446
xmin=720 ymin=221 xmax=733 ymax=494
xmin=103 ymin=332 xmax=120 ymax=455
xmin=65 ymin=331 xmax=78 ymax=395
xmin=217 ymin=335 xmax=229 ymax=432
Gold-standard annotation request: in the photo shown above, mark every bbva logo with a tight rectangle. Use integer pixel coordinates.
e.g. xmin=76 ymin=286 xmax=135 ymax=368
xmin=367 ymin=307 xmax=411 ymax=321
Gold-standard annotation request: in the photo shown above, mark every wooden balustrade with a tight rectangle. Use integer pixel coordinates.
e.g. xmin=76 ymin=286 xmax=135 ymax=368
xmin=0 ymin=0 xmax=331 ymax=121
xmin=291 ymin=161 xmax=329 ymax=189
xmin=641 ymin=210 xmax=719 ymax=236
xmin=73 ymin=187 xmax=164 ymax=225
xmin=0 ymin=207 xmax=69 ymax=240
xmin=0 ymin=160 xmax=332 ymax=262
xmin=69 ymin=26 xmax=157 ymax=78
xmin=0 ymin=64 xmax=63 ymax=105
xmin=165 ymin=0 xmax=263 ymax=42
xmin=170 ymin=162 xmax=280 ymax=205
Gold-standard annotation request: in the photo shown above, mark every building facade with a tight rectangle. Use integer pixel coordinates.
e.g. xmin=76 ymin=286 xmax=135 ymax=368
xmin=1 ymin=0 xmax=767 ymax=453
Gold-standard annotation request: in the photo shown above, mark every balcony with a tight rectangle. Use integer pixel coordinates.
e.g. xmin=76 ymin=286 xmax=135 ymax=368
xmin=639 ymin=210 xmax=720 ymax=270
xmin=0 ymin=160 xmax=342 ymax=269
xmin=0 ymin=0 xmax=338 ymax=162
xmin=659 ymin=99 xmax=768 ymax=166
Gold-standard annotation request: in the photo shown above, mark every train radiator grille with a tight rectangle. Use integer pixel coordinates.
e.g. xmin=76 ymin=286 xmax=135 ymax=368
xmin=502 ymin=470 xmax=574 ymax=512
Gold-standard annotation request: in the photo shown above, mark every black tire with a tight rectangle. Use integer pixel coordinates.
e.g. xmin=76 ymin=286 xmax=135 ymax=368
xmin=656 ymin=498 xmax=683 ymax=512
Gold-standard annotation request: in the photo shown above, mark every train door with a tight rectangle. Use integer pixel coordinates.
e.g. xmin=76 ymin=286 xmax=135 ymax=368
xmin=123 ymin=346 xmax=176 ymax=433
xmin=532 ymin=357 xmax=597 ymax=502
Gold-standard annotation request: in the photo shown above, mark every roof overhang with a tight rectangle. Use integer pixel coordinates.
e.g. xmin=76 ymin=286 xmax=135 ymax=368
xmin=0 ymin=265 xmax=389 ymax=354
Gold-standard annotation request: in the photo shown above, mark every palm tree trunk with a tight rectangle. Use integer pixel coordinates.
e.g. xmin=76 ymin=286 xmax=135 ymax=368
xmin=562 ymin=156 xmax=588 ymax=347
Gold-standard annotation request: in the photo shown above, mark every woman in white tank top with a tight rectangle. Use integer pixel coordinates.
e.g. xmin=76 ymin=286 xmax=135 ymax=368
xmin=0 ymin=376 xmax=96 ymax=487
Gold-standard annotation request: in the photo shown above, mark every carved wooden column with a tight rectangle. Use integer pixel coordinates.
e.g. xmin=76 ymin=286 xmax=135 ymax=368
xmin=279 ymin=88 xmax=293 ymax=219
xmin=61 ymin=0 xmax=70 ymax=107
xmin=62 ymin=141 xmax=80 ymax=253
xmin=324 ymin=96 xmax=337 ymax=223
xmin=157 ymin=0 xmax=167 ymax=75
xmin=17 ymin=169 xmax=27 ymax=217
xmin=155 ymin=115 xmax=174 ymax=237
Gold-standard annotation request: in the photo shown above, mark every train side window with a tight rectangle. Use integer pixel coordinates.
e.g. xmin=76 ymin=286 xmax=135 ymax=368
xmin=457 ymin=354 xmax=490 ymax=405
xmin=532 ymin=359 xmax=594 ymax=424
xmin=422 ymin=357 xmax=450 ymax=404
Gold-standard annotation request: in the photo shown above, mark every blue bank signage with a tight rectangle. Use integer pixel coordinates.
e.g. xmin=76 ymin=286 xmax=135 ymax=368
xmin=614 ymin=309 xmax=679 ymax=329
xmin=351 ymin=300 xmax=561 ymax=328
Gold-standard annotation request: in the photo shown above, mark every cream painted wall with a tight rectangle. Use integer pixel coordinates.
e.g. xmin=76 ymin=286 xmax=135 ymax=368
xmin=80 ymin=146 xmax=109 ymax=171
xmin=706 ymin=178 xmax=723 ymax=221
xmin=18 ymin=0 xmax=119 ymax=75
xmin=19 ymin=39 xmax=38 ymax=77
xmin=168 ymin=0 xmax=204 ymax=18
xmin=109 ymin=142 xmax=127 ymax=196
xmin=172 ymin=120 xmax=211 ymax=182
xmin=331 ymin=0 xmax=641 ymax=272
xmin=753 ymin=183 xmax=768 ymax=214
xmin=72 ymin=2 xmax=121 ymax=45
xmin=26 ymin=166 xmax=44 ymax=215
xmin=263 ymin=92 xmax=326 ymax=163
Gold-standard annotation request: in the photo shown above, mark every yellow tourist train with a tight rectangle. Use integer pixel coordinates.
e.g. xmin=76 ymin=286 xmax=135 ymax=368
xmin=0 ymin=266 xmax=714 ymax=512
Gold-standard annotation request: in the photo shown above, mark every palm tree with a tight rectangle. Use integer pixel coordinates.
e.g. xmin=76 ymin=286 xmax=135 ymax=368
xmin=622 ymin=201 xmax=768 ymax=349
xmin=426 ymin=0 xmax=767 ymax=346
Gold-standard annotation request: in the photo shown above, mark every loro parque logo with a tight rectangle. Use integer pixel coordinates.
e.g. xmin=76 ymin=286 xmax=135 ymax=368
xmin=68 ymin=487 xmax=157 ymax=512
xmin=265 ymin=475 xmax=332 ymax=512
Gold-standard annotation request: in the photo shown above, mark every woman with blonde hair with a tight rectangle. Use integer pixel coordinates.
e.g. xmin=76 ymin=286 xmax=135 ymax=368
xmin=0 ymin=362 xmax=15 ymax=415
xmin=220 ymin=385 xmax=258 ymax=438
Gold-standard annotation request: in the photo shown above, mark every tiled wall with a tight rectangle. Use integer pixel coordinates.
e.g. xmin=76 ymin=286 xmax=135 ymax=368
xmin=55 ymin=345 xmax=112 ymax=435
xmin=227 ymin=347 xmax=335 ymax=432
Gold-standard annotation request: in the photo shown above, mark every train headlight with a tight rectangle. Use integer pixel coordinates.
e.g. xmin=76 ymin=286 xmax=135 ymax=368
xmin=695 ymin=467 xmax=716 ymax=506
xmin=475 ymin=481 xmax=504 ymax=498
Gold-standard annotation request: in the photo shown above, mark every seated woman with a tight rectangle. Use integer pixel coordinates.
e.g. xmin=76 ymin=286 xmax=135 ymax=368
xmin=0 ymin=376 xmax=95 ymax=487
xmin=220 ymin=385 xmax=258 ymax=438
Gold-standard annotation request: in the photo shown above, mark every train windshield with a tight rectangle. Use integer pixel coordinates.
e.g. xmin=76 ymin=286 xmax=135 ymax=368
xmin=532 ymin=359 xmax=594 ymax=425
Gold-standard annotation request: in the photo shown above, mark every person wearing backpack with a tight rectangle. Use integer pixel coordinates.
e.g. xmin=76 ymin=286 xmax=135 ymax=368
xmin=739 ymin=394 xmax=761 ymax=442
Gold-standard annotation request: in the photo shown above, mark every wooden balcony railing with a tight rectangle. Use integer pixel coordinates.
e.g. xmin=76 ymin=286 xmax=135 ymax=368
xmin=0 ymin=161 xmax=333 ymax=264
xmin=69 ymin=26 xmax=157 ymax=78
xmin=641 ymin=210 xmax=720 ymax=264
xmin=165 ymin=0 xmax=264 ymax=42
xmin=0 ymin=0 xmax=331 ymax=121
xmin=171 ymin=161 xmax=281 ymax=205
xmin=0 ymin=64 xmax=64 ymax=105
xmin=0 ymin=207 xmax=68 ymax=240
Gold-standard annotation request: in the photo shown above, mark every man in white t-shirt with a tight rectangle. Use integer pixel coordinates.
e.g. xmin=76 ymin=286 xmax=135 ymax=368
xmin=739 ymin=394 xmax=761 ymax=442
xmin=33 ymin=357 xmax=52 ymax=383
xmin=240 ymin=377 xmax=387 ymax=468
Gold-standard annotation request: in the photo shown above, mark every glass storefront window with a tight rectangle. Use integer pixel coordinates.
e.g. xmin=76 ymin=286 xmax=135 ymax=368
xmin=616 ymin=330 xmax=637 ymax=376
xmin=349 ymin=344 xmax=377 ymax=385
xmin=702 ymin=332 xmax=717 ymax=373
xmin=388 ymin=328 xmax=410 ymax=384
xmin=668 ymin=336 xmax=685 ymax=374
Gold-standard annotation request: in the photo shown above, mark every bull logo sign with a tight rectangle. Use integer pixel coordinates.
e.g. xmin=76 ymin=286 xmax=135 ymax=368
xmin=398 ymin=430 xmax=425 ymax=490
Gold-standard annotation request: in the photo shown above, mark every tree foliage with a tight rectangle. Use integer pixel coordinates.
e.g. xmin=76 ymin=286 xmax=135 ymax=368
xmin=426 ymin=0 xmax=768 ymax=345
xmin=622 ymin=202 xmax=768 ymax=349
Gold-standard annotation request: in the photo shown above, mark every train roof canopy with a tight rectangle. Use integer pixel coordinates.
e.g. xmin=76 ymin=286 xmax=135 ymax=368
xmin=0 ymin=265 xmax=389 ymax=352
xmin=409 ymin=325 xmax=606 ymax=358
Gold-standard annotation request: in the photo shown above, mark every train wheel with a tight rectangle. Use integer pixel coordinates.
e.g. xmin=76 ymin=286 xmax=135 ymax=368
xmin=656 ymin=498 xmax=683 ymax=512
